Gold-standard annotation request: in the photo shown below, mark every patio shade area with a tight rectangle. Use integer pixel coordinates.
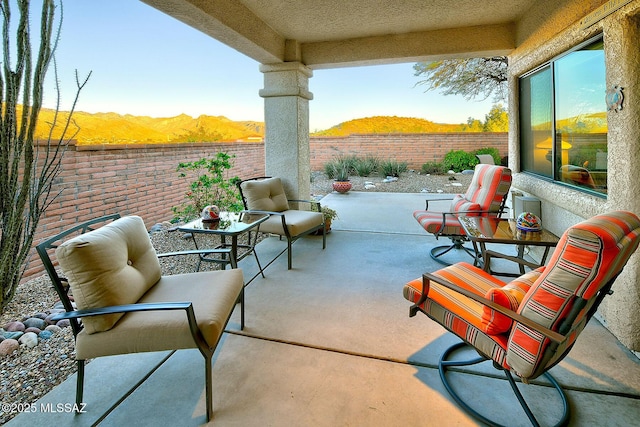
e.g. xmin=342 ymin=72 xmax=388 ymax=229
xmin=9 ymin=192 xmax=640 ymax=426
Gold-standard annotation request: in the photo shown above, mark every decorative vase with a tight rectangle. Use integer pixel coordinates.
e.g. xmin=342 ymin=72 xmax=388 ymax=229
xmin=201 ymin=205 xmax=220 ymax=220
xmin=333 ymin=180 xmax=352 ymax=193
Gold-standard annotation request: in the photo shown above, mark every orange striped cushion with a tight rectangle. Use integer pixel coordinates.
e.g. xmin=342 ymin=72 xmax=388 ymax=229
xmin=450 ymin=194 xmax=481 ymax=215
xmin=482 ymin=268 xmax=542 ymax=334
xmin=403 ymin=264 xmax=511 ymax=367
xmin=413 ymin=165 xmax=511 ymax=235
xmin=463 ymin=164 xmax=512 ymax=212
xmin=404 ymin=262 xmax=510 ymax=334
xmin=507 ymin=211 xmax=640 ymax=379
xmin=413 ymin=211 xmax=464 ymax=235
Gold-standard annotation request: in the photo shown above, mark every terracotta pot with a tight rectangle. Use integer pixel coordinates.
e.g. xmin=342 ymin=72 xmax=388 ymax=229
xmin=313 ymin=219 xmax=332 ymax=235
xmin=333 ymin=180 xmax=352 ymax=193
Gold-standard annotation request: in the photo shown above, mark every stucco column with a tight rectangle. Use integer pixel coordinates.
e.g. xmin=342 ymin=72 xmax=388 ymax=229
xmin=259 ymin=62 xmax=313 ymax=201
xmin=599 ymin=12 xmax=640 ymax=352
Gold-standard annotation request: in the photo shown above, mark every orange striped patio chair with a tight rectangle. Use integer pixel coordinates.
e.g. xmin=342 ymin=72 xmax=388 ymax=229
xmin=404 ymin=211 xmax=640 ymax=426
xmin=413 ymin=164 xmax=512 ymax=265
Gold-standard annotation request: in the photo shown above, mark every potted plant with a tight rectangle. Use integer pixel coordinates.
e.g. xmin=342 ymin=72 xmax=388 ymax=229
xmin=312 ymin=203 xmax=338 ymax=233
xmin=320 ymin=206 xmax=338 ymax=232
xmin=331 ymin=161 xmax=352 ymax=193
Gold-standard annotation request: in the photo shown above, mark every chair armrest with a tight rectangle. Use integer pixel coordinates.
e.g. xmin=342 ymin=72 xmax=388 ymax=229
xmin=415 ymin=272 xmax=565 ymax=343
xmin=157 ymin=248 xmax=237 ymax=269
xmin=288 ymin=199 xmax=320 ymax=213
xmin=51 ymin=301 xmax=194 ymax=321
xmin=428 ymin=210 xmax=502 ymax=238
xmin=241 ymin=209 xmax=292 ymax=238
xmin=484 ymin=249 xmax=541 ymax=270
xmin=242 ymin=209 xmax=284 ymax=217
xmin=53 ymin=302 xmax=205 ymax=346
xmin=288 ymin=199 xmax=315 ymax=205
xmin=425 ymin=197 xmax=455 ymax=210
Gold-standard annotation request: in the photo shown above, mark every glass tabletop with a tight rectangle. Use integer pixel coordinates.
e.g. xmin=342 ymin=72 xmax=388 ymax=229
xmin=458 ymin=216 xmax=560 ymax=246
xmin=177 ymin=211 xmax=269 ymax=235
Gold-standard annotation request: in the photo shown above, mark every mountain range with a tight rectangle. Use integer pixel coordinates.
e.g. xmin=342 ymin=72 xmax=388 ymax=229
xmin=31 ymin=109 xmax=470 ymax=144
xmin=312 ymin=116 xmax=464 ymax=136
xmin=33 ymin=108 xmax=265 ymax=144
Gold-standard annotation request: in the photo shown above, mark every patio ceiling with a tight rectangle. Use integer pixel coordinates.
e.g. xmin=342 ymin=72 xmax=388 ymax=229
xmin=141 ymin=0 xmax=538 ymax=68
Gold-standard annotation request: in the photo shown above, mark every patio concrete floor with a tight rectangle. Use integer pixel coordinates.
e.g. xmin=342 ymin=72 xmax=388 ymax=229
xmin=9 ymin=192 xmax=640 ymax=426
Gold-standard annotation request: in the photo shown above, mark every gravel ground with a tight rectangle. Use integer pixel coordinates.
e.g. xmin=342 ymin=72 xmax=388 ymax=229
xmin=0 ymin=171 xmax=470 ymax=424
xmin=310 ymin=170 xmax=473 ymax=198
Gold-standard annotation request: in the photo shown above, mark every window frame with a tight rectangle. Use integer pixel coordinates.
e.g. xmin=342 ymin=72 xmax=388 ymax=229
xmin=519 ymin=34 xmax=607 ymax=198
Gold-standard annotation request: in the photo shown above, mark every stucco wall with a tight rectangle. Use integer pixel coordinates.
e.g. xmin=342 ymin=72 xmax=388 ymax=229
xmin=508 ymin=1 xmax=640 ymax=351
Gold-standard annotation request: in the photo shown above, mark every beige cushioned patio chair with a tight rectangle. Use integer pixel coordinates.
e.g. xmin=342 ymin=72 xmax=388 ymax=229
xmin=238 ymin=176 xmax=325 ymax=269
xmin=36 ymin=214 xmax=244 ymax=422
xmin=404 ymin=211 xmax=640 ymax=426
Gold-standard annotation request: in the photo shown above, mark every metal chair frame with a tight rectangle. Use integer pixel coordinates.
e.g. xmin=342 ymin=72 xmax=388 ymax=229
xmin=425 ymin=192 xmax=510 ymax=266
xmin=411 ymin=262 xmax=620 ymax=427
xmin=237 ymin=176 xmax=326 ymax=269
xmin=36 ymin=213 xmax=243 ymax=422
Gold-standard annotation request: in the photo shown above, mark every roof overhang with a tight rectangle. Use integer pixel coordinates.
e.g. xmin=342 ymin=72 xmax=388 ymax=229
xmin=141 ymin=1 xmax=611 ymax=69
xmin=140 ymin=0 xmax=537 ymax=68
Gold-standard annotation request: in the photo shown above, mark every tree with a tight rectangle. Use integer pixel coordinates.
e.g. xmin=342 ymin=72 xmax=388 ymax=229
xmin=171 ymin=153 xmax=243 ymax=223
xmin=1 ymin=0 xmax=90 ymax=313
xmin=483 ymin=104 xmax=509 ymax=132
xmin=413 ymin=56 xmax=508 ymax=103
xmin=461 ymin=117 xmax=484 ymax=132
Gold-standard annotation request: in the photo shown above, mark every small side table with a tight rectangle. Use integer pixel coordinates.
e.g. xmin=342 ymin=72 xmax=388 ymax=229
xmin=458 ymin=216 xmax=560 ymax=276
xmin=177 ymin=211 xmax=268 ymax=282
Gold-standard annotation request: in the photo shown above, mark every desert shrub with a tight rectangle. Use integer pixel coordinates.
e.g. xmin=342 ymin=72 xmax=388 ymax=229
xmin=380 ymin=159 xmax=408 ymax=177
xmin=474 ymin=147 xmax=501 ymax=165
xmin=171 ymin=152 xmax=243 ymax=222
xmin=324 ymin=159 xmax=339 ymax=179
xmin=353 ymin=156 xmax=380 ymax=177
xmin=421 ymin=161 xmax=446 ymax=174
xmin=443 ymin=150 xmax=478 ymax=172
xmin=324 ymin=155 xmax=358 ymax=179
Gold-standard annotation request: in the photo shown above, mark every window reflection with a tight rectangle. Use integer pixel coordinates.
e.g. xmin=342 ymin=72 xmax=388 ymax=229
xmin=520 ymin=67 xmax=553 ymax=178
xmin=519 ymin=37 xmax=607 ymax=195
xmin=554 ymin=40 xmax=606 ymax=192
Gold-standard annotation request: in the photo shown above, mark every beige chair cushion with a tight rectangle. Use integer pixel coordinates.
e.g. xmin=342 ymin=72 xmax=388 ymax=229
xmin=75 ymin=269 xmax=244 ymax=359
xmin=259 ymin=209 xmax=323 ymax=237
xmin=241 ymin=177 xmax=290 ymax=212
xmin=55 ymin=216 xmax=161 ymax=334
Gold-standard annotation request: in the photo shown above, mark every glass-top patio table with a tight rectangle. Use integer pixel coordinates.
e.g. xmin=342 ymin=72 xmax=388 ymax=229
xmin=458 ymin=216 xmax=560 ymax=276
xmin=177 ymin=211 xmax=269 ymax=284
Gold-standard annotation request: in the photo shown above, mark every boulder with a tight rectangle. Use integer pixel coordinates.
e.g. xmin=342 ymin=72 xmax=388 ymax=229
xmin=56 ymin=319 xmax=71 ymax=328
xmin=0 ymin=339 xmax=19 ymax=355
xmin=45 ymin=325 xmax=62 ymax=334
xmin=39 ymin=330 xmax=53 ymax=340
xmin=19 ymin=332 xmax=38 ymax=348
xmin=3 ymin=331 xmax=24 ymax=340
xmin=4 ymin=321 xmax=25 ymax=332
xmin=24 ymin=317 xmax=47 ymax=330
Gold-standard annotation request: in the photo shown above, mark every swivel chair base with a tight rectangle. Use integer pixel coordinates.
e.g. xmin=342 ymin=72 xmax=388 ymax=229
xmin=439 ymin=342 xmax=570 ymax=427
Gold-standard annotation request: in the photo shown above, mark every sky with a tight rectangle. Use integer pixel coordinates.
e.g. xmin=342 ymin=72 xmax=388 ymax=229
xmin=36 ymin=0 xmax=497 ymax=132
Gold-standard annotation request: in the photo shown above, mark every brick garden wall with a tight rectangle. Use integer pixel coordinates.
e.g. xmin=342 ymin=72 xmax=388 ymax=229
xmin=24 ymin=132 xmax=506 ymax=281
xmin=25 ymin=140 xmax=265 ymax=281
xmin=309 ymin=132 xmax=508 ymax=170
